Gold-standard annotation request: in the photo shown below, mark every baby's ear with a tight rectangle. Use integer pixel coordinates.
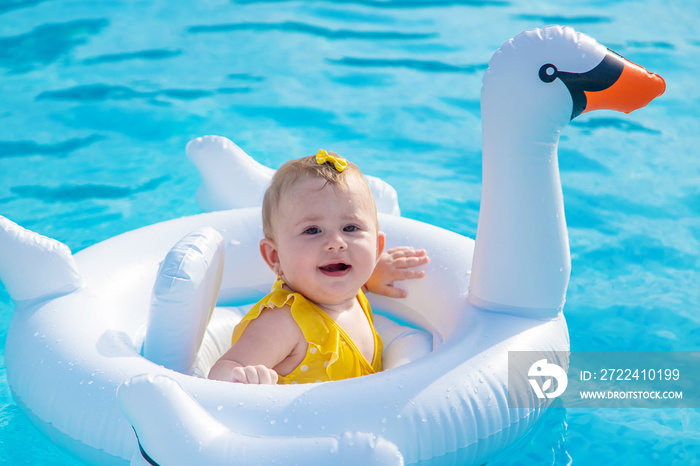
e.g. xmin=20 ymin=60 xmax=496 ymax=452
xmin=259 ymin=238 xmax=282 ymax=275
xmin=375 ymin=231 xmax=386 ymax=261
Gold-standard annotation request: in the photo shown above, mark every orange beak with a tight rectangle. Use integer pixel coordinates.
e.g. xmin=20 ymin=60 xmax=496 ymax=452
xmin=583 ymin=51 xmax=666 ymax=115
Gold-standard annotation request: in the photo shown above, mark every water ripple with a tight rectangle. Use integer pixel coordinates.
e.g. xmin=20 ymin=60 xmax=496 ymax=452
xmin=231 ymin=105 xmax=364 ymax=140
xmin=440 ymin=97 xmax=480 ymax=116
xmin=227 ymin=73 xmax=265 ymax=82
xmin=681 ymin=192 xmax=700 ymax=216
xmin=0 ymin=135 xmax=104 ymax=158
xmin=0 ymin=19 xmax=108 ymax=74
xmin=10 ymin=176 xmax=170 ymax=202
xmin=572 ymin=117 xmax=662 ymax=135
xmin=37 ymin=84 xmax=155 ymax=101
xmin=328 ymin=57 xmax=486 ymax=74
xmin=188 ymin=21 xmax=436 ymax=40
xmin=0 ymin=0 xmax=47 ymax=15
xmin=329 ymin=72 xmax=395 ymax=87
xmin=564 ymin=187 xmax=680 ymax=234
xmin=558 ymin=148 xmax=611 ymax=174
xmin=514 ymin=13 xmax=612 ymax=24
xmin=580 ymin=235 xmax=696 ymax=272
xmin=82 ymin=49 xmax=182 ymax=65
xmin=216 ymin=87 xmax=253 ymax=95
xmin=235 ymin=0 xmax=510 ymax=8
xmin=35 ymin=84 xmax=245 ymax=102
xmin=159 ymin=89 xmax=214 ymax=100
xmin=626 ymin=41 xmax=676 ymax=51
xmin=232 ymin=105 xmax=341 ymax=129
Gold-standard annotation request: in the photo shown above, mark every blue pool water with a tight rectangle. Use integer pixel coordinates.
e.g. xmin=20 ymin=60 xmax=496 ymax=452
xmin=1 ymin=0 xmax=698 ymax=464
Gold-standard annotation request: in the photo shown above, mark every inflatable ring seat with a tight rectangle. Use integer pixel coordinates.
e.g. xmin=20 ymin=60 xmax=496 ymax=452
xmin=0 ymin=25 xmax=664 ymax=466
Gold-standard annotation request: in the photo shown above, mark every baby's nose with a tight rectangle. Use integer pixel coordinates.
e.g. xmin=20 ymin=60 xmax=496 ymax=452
xmin=325 ymin=232 xmax=347 ymax=250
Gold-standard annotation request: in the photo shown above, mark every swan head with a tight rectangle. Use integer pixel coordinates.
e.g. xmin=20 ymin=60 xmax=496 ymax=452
xmin=481 ymin=25 xmax=665 ymax=141
xmin=471 ymin=26 xmax=665 ymax=316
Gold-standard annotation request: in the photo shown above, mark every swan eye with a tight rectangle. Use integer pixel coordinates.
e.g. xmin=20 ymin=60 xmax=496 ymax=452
xmin=539 ymin=64 xmax=558 ymax=83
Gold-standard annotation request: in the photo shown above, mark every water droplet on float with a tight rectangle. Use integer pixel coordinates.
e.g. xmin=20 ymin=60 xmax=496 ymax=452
xmin=217 ymin=405 xmax=223 ymax=411
xmin=270 ymin=419 xmax=276 ymax=425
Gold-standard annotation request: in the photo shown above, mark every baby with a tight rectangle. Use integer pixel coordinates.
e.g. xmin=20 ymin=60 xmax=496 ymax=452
xmin=208 ymin=150 xmax=428 ymax=384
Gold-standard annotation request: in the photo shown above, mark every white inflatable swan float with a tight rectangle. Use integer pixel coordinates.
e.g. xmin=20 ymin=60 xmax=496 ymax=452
xmin=1 ymin=26 xmax=664 ymax=465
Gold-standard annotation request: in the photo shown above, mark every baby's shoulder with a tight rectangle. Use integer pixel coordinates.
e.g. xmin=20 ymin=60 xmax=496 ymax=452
xmin=257 ymin=302 xmax=293 ymax=322
xmin=249 ymin=304 xmax=301 ymax=339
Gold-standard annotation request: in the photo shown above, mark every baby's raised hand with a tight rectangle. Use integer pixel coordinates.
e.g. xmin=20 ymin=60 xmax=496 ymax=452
xmin=229 ymin=364 xmax=279 ymax=384
xmin=365 ymin=247 xmax=429 ymax=298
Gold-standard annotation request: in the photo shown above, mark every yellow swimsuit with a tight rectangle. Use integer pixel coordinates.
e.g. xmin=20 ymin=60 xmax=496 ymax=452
xmin=231 ymin=280 xmax=383 ymax=384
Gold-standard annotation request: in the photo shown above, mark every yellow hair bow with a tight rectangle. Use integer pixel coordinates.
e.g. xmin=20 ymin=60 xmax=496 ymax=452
xmin=315 ymin=149 xmax=347 ymax=172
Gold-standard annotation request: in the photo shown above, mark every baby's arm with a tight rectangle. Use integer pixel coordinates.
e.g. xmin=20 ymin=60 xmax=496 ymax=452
xmin=208 ymin=307 xmax=301 ymax=384
xmin=365 ymin=246 xmax=429 ymax=298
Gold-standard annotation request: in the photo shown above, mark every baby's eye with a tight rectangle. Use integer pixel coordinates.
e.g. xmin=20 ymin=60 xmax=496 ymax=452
xmin=304 ymin=227 xmax=321 ymax=235
xmin=343 ymin=225 xmax=359 ymax=232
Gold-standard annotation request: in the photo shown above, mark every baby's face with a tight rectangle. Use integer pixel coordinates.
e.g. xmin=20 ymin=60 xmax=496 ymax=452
xmin=268 ymin=175 xmax=382 ymax=307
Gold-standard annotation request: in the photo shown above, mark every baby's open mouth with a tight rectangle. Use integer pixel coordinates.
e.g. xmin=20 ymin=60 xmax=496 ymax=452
xmin=319 ymin=263 xmax=351 ymax=273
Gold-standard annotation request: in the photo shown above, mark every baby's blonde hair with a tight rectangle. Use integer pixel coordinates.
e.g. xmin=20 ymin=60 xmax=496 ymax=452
xmin=262 ymin=153 xmax=377 ymax=239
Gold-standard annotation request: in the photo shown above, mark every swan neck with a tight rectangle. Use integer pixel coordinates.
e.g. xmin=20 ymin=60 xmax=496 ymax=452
xmin=468 ymin=129 xmax=570 ymax=318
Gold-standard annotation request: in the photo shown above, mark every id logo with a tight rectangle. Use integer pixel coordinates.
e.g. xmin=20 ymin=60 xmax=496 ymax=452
xmin=528 ymin=359 xmax=568 ymax=399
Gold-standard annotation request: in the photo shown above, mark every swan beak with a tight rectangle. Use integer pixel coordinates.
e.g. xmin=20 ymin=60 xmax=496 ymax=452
xmin=583 ymin=51 xmax=666 ymax=115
